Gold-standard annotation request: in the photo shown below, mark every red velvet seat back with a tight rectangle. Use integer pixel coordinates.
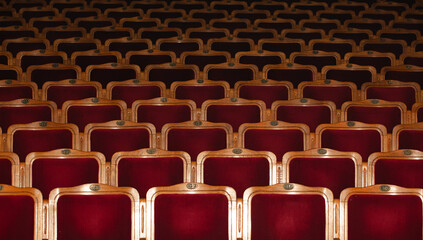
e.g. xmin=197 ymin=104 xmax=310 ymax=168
xmin=0 ymin=30 xmax=35 ymax=44
xmin=21 ymin=55 xmax=64 ymax=72
xmin=57 ymin=194 xmax=132 ymax=240
xmin=93 ymin=30 xmax=131 ymax=44
xmin=239 ymin=85 xmax=289 ymax=108
xmin=183 ymin=54 xmax=228 ymax=71
xmin=203 ymin=156 xmax=270 ymax=196
xmin=366 ymin=86 xmax=416 ymax=109
xmin=211 ymin=22 xmax=248 ymax=34
xmin=67 ymin=105 xmax=122 ymax=132
xmin=7 ymin=42 xmax=47 ymax=57
xmin=348 ymin=56 xmax=391 ymax=72
xmin=321 ymin=129 xmax=381 ymax=162
xmin=129 ymin=54 xmax=172 ymax=71
xmin=206 ymin=105 xmax=262 ymax=132
xmin=210 ymin=41 xmax=251 ymax=57
xmin=244 ymin=129 xmax=305 ymax=161
xmin=346 ymin=106 xmax=402 ymax=132
xmin=363 ymin=43 xmax=404 ymax=58
xmin=75 ymin=55 xmax=117 ymax=71
xmin=57 ymin=42 xmax=98 ymax=58
xmin=111 ymin=85 xmax=162 ymax=108
xmin=385 ymin=70 xmax=423 ymax=88
xmin=13 ymin=129 xmax=74 ymax=162
xmin=289 ymin=157 xmax=356 ymax=198
xmin=175 ymin=85 xmax=226 ymax=108
xmin=347 ymin=194 xmax=422 ymax=240
xmin=0 ymin=69 xmax=18 ymax=80
xmin=30 ymin=68 xmax=78 ymax=88
xmin=90 ymin=128 xmax=151 ymax=162
xmin=0 ymin=106 xmax=52 ymax=131
xmin=312 ymin=42 xmax=353 ymax=58
xmin=207 ymin=68 xmax=255 ymax=87
xmin=266 ymin=68 xmax=314 ymax=88
xmin=136 ymin=105 xmax=192 ymax=132
xmin=326 ymin=69 xmax=373 ymax=88
xmin=188 ymin=30 xmax=227 ymax=44
xmin=148 ymin=68 xmax=196 ymax=88
xmin=275 ymin=105 xmax=332 ymax=132
xmin=159 ymin=42 xmax=200 ymax=58
xmin=47 ymin=86 xmax=98 ymax=109
xmin=260 ymin=41 xmax=302 ymax=59
xmin=302 ymin=85 xmax=352 ymax=109
xmin=0 ymin=86 xmax=33 ymax=101
xmin=32 ymin=157 xmax=99 ymax=199
xmin=89 ymin=68 xmax=137 ymax=88
xmin=375 ymin=158 xmax=423 ymax=188
xmin=140 ymin=30 xmax=179 ymax=44
xmin=167 ymin=128 xmax=228 ymax=160
xmin=108 ymin=41 xmax=149 ymax=58
xmin=238 ymin=55 xmax=283 ymax=71
xmin=0 ymin=158 xmax=12 ymax=184
xmin=0 ymin=195 xmax=35 ymax=240
xmin=284 ymin=32 xmax=322 ymax=45
xmin=117 ymin=157 xmax=184 ymax=198
xmin=154 ymin=194 xmax=229 ymax=240
xmin=250 ymin=194 xmax=326 ymax=240
xmin=236 ymin=31 xmax=275 ymax=44
xmin=398 ymin=130 xmax=423 ymax=151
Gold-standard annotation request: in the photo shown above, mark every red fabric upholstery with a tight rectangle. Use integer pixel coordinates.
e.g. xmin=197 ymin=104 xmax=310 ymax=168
xmin=140 ymin=30 xmax=179 ymax=44
xmin=117 ymin=157 xmax=184 ymax=198
xmin=0 ymin=69 xmax=18 ymax=80
xmin=203 ymin=156 xmax=270 ymax=196
xmin=57 ymin=194 xmax=132 ymax=240
xmin=206 ymin=105 xmax=261 ymax=132
xmin=67 ymin=105 xmax=122 ymax=132
xmin=93 ymin=30 xmax=131 ymax=44
xmin=0 ymin=86 xmax=33 ymax=101
xmin=403 ymin=56 xmax=423 ymax=67
xmin=276 ymin=105 xmax=332 ymax=132
xmin=7 ymin=42 xmax=47 ymax=57
xmin=167 ymin=128 xmax=227 ymax=160
xmin=398 ymin=130 xmax=423 ymax=151
xmin=238 ymin=55 xmax=282 ymax=71
xmin=148 ymin=68 xmax=196 ymax=88
xmin=136 ymin=105 xmax=192 ymax=132
xmin=129 ymin=54 xmax=172 ymax=71
xmin=21 ymin=56 xmax=64 ymax=72
xmin=57 ymin=42 xmax=98 ymax=58
xmin=236 ymin=31 xmax=275 ymax=44
xmin=346 ymin=106 xmax=402 ymax=132
xmin=289 ymin=157 xmax=356 ymax=198
xmin=326 ymin=69 xmax=372 ymax=89
xmin=108 ymin=42 xmax=149 ymax=58
xmin=266 ymin=68 xmax=314 ymax=88
xmin=332 ymin=32 xmax=370 ymax=46
xmin=47 ymin=86 xmax=98 ymax=109
xmin=30 ymin=68 xmax=78 ymax=88
xmin=0 ymin=158 xmax=12 ymax=184
xmin=90 ymin=69 xmax=137 ymax=88
xmin=183 ymin=55 xmax=228 ymax=71
xmin=0 ymin=195 xmax=35 ymax=240
xmin=159 ymin=42 xmax=200 ymax=58
xmin=312 ymin=42 xmax=353 ymax=58
xmin=366 ymin=87 xmax=416 ymax=109
xmin=207 ymin=68 xmax=255 ymax=87
xmin=75 ymin=55 xmax=117 ymax=71
xmin=385 ymin=70 xmax=423 ymax=88
xmin=154 ymin=194 xmax=229 ymax=240
xmin=90 ymin=128 xmax=151 ymax=162
xmin=363 ymin=43 xmax=404 ymax=58
xmin=0 ymin=106 xmax=52 ymax=131
xmin=32 ymin=157 xmax=99 ymax=199
xmin=285 ymin=32 xmax=322 ymax=45
xmin=260 ymin=42 xmax=302 ymax=59
xmin=348 ymin=56 xmax=392 ymax=73
xmin=347 ymin=194 xmax=422 ymax=240
xmin=0 ymin=30 xmax=35 ymax=44
xmin=244 ymin=129 xmax=304 ymax=161
xmin=13 ymin=129 xmax=73 ymax=162
xmin=188 ymin=31 xmax=227 ymax=45
xmin=210 ymin=41 xmax=251 ymax=57
xmin=321 ymin=129 xmax=381 ymax=162
xmin=302 ymin=85 xmax=352 ymax=109
xmin=239 ymin=85 xmax=289 ymax=108
xmin=375 ymin=158 xmax=423 ymax=188
xmin=175 ymin=85 xmax=226 ymax=108
xmin=250 ymin=194 xmax=326 ymax=240
xmin=111 ymin=85 xmax=162 ymax=108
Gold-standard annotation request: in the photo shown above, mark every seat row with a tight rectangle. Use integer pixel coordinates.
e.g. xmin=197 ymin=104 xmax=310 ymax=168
xmin=1 ymin=181 xmax=422 ymax=240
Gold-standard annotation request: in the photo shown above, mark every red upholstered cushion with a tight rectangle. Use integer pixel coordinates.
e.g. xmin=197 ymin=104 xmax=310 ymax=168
xmin=90 ymin=128 xmax=151 ymax=162
xmin=0 ymin=106 xmax=52 ymax=131
xmin=302 ymin=85 xmax=352 ymax=109
xmin=13 ymin=129 xmax=73 ymax=162
xmin=136 ymin=105 xmax=192 ymax=132
xmin=154 ymin=194 xmax=229 ymax=240
xmin=30 ymin=69 xmax=78 ymax=88
xmin=47 ymin=86 xmax=98 ymax=109
xmin=276 ymin=105 xmax=332 ymax=132
xmin=347 ymin=194 xmax=422 ymax=240
xmin=206 ymin=105 xmax=261 ymax=132
xmin=346 ymin=106 xmax=402 ymax=133
xmin=250 ymin=194 xmax=326 ymax=240
xmin=57 ymin=194 xmax=132 ymax=240
xmin=348 ymin=56 xmax=391 ymax=73
xmin=203 ymin=157 xmax=270 ymax=196
xmin=0 ymin=86 xmax=33 ymax=101
xmin=321 ymin=129 xmax=381 ymax=162
xmin=32 ymin=158 xmax=99 ymax=199
xmin=288 ymin=157 xmax=356 ymax=198
xmin=175 ymin=85 xmax=226 ymax=108
xmin=148 ymin=69 xmax=196 ymax=88
xmin=167 ymin=128 xmax=227 ymax=160
xmin=117 ymin=157 xmax=184 ymax=198
xmin=90 ymin=69 xmax=137 ymax=88
xmin=375 ymin=158 xmax=423 ymax=188
xmin=239 ymin=85 xmax=289 ymax=108
xmin=0 ymin=158 xmax=12 ymax=185
xmin=398 ymin=130 xmax=423 ymax=151
xmin=266 ymin=68 xmax=314 ymax=88
xmin=0 ymin=195 xmax=35 ymax=240
xmin=366 ymin=87 xmax=416 ymax=110
xmin=385 ymin=71 xmax=423 ymax=88
xmin=326 ymin=69 xmax=373 ymax=89
xmin=111 ymin=85 xmax=162 ymax=108
xmin=244 ymin=129 xmax=305 ymax=161
xmin=207 ymin=68 xmax=255 ymax=87
xmin=67 ymin=105 xmax=122 ymax=132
